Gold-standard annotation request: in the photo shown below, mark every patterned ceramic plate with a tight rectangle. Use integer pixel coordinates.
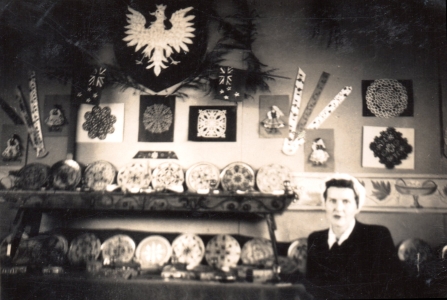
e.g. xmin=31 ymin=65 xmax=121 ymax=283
xmin=171 ymin=234 xmax=205 ymax=270
xmin=256 ymin=164 xmax=291 ymax=193
xmin=240 ymin=238 xmax=274 ymax=265
xmin=135 ymin=235 xmax=172 ymax=269
xmin=287 ymin=238 xmax=308 ymax=274
xmin=84 ymin=160 xmax=116 ymax=191
xmin=397 ymin=238 xmax=432 ymax=264
xmin=17 ymin=163 xmax=50 ymax=190
xmin=101 ymin=234 xmax=136 ymax=264
xmin=51 ymin=160 xmax=82 ymax=190
xmin=220 ymin=162 xmax=255 ymax=192
xmin=117 ymin=162 xmax=151 ymax=192
xmin=185 ymin=162 xmax=220 ymax=193
xmin=151 ymin=162 xmax=184 ymax=190
xmin=205 ymin=234 xmax=241 ymax=270
xmin=0 ymin=233 xmax=28 ymax=261
xmin=68 ymin=233 xmax=101 ymax=265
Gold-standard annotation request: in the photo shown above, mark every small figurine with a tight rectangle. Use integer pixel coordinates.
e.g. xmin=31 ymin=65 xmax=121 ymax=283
xmin=309 ymin=138 xmax=330 ymax=166
xmin=261 ymin=105 xmax=285 ymax=134
xmin=2 ymin=134 xmax=21 ymax=161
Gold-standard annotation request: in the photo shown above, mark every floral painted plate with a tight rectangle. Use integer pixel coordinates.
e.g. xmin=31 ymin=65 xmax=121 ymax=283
xmin=185 ymin=162 xmax=220 ymax=193
xmin=220 ymin=162 xmax=255 ymax=192
xmin=17 ymin=163 xmax=50 ymax=190
xmin=135 ymin=235 xmax=172 ymax=269
xmin=117 ymin=161 xmax=151 ymax=192
xmin=205 ymin=234 xmax=241 ymax=270
xmin=51 ymin=160 xmax=82 ymax=190
xmin=287 ymin=238 xmax=308 ymax=274
xmin=68 ymin=233 xmax=101 ymax=266
xmin=100 ymin=234 xmax=136 ymax=264
xmin=256 ymin=163 xmax=291 ymax=193
xmin=240 ymin=238 xmax=274 ymax=265
xmin=171 ymin=234 xmax=205 ymax=270
xmin=151 ymin=162 xmax=184 ymax=190
xmin=83 ymin=160 xmax=116 ymax=191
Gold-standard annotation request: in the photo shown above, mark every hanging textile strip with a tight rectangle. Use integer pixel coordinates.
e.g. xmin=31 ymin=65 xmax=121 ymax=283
xmin=133 ymin=151 xmax=178 ymax=159
xmin=28 ymin=72 xmax=48 ymax=158
xmin=282 ymin=68 xmax=306 ymax=156
xmin=0 ymin=97 xmax=24 ymax=125
xmin=306 ymin=86 xmax=352 ymax=129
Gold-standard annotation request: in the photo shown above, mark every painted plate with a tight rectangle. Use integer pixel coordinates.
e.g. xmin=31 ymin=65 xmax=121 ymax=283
xmin=256 ymin=163 xmax=291 ymax=193
xmin=287 ymin=238 xmax=308 ymax=274
xmin=205 ymin=234 xmax=241 ymax=270
xmin=151 ymin=162 xmax=184 ymax=190
xmin=68 ymin=233 xmax=101 ymax=266
xmin=240 ymin=238 xmax=274 ymax=265
xmin=135 ymin=235 xmax=172 ymax=269
xmin=101 ymin=234 xmax=136 ymax=264
xmin=84 ymin=160 xmax=116 ymax=191
xmin=17 ymin=163 xmax=50 ymax=190
xmin=117 ymin=161 xmax=151 ymax=192
xmin=397 ymin=238 xmax=432 ymax=264
xmin=51 ymin=160 xmax=82 ymax=190
xmin=171 ymin=234 xmax=205 ymax=270
xmin=185 ymin=162 xmax=220 ymax=192
xmin=220 ymin=162 xmax=255 ymax=192
xmin=0 ymin=233 xmax=28 ymax=261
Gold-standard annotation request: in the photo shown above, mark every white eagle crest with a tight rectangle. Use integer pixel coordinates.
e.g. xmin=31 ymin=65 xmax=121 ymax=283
xmin=123 ymin=4 xmax=195 ymax=76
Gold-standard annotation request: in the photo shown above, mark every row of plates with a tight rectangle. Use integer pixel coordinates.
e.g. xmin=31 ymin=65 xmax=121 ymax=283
xmin=14 ymin=161 xmax=292 ymax=194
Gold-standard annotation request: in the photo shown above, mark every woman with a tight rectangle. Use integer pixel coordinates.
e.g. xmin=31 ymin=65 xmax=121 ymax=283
xmin=306 ymin=174 xmax=402 ymax=299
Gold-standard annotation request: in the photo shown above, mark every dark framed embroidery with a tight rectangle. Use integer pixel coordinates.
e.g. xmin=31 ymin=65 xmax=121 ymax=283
xmin=43 ymin=95 xmax=71 ymax=136
xmin=138 ymin=96 xmax=176 ymax=142
xmin=0 ymin=124 xmax=28 ymax=167
xmin=188 ymin=106 xmax=237 ymax=142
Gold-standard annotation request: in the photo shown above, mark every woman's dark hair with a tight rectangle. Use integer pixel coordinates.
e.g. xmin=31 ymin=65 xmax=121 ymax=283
xmin=323 ymin=179 xmax=359 ymax=207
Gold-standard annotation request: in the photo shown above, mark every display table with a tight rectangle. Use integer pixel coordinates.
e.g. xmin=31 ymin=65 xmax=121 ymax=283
xmin=1 ymin=273 xmax=312 ymax=300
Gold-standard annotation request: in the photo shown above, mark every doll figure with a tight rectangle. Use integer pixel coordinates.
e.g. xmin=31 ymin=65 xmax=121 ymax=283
xmin=261 ymin=105 xmax=285 ymax=134
xmin=2 ymin=135 xmax=21 ymax=161
xmin=45 ymin=106 xmax=66 ymax=132
xmin=309 ymin=138 xmax=329 ymax=166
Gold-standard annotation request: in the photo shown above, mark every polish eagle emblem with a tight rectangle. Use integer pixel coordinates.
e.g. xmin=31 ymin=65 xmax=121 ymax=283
xmin=123 ymin=4 xmax=195 ymax=76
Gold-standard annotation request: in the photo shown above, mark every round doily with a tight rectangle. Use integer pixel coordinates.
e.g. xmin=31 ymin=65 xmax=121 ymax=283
xmin=68 ymin=233 xmax=101 ymax=265
xmin=84 ymin=160 xmax=116 ymax=191
xmin=366 ymin=79 xmax=408 ymax=118
xmin=82 ymin=105 xmax=116 ymax=140
xmin=135 ymin=235 xmax=172 ymax=269
xmin=100 ymin=234 xmax=136 ymax=264
xmin=287 ymin=238 xmax=308 ymax=274
xmin=17 ymin=163 xmax=50 ymax=190
xmin=117 ymin=162 xmax=151 ymax=192
xmin=171 ymin=234 xmax=205 ymax=270
xmin=151 ymin=162 xmax=184 ymax=190
xmin=220 ymin=162 xmax=255 ymax=192
xmin=256 ymin=164 xmax=291 ymax=193
xmin=240 ymin=238 xmax=274 ymax=265
xmin=51 ymin=160 xmax=82 ymax=190
xmin=185 ymin=162 xmax=220 ymax=192
xmin=205 ymin=234 xmax=241 ymax=270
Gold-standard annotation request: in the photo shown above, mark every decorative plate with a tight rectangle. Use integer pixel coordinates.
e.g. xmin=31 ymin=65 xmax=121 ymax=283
xmin=205 ymin=234 xmax=241 ymax=270
xmin=0 ymin=233 xmax=28 ymax=261
xmin=51 ymin=160 xmax=82 ymax=190
xmin=17 ymin=163 xmax=50 ymax=190
xmin=240 ymin=238 xmax=274 ymax=265
xmin=287 ymin=238 xmax=308 ymax=274
xmin=220 ymin=162 xmax=255 ymax=192
xmin=83 ymin=160 xmax=116 ymax=191
xmin=68 ymin=233 xmax=101 ymax=266
xmin=100 ymin=234 xmax=136 ymax=264
xmin=256 ymin=163 xmax=291 ymax=193
xmin=135 ymin=235 xmax=172 ymax=269
xmin=185 ymin=162 xmax=220 ymax=192
xmin=397 ymin=238 xmax=432 ymax=264
xmin=117 ymin=162 xmax=151 ymax=192
xmin=171 ymin=234 xmax=205 ymax=270
xmin=151 ymin=162 xmax=184 ymax=190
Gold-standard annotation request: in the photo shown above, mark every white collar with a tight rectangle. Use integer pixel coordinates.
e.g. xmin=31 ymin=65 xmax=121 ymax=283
xmin=328 ymin=219 xmax=356 ymax=249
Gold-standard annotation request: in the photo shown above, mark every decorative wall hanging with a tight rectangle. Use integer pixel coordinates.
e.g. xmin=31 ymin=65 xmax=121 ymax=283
xmin=0 ymin=124 xmax=28 ymax=167
xmin=72 ymin=67 xmax=107 ymax=105
xmin=213 ymin=67 xmax=246 ymax=102
xmin=188 ymin=106 xmax=237 ymax=142
xmin=304 ymin=129 xmax=334 ymax=172
xmin=133 ymin=151 xmax=178 ymax=159
xmin=76 ymin=103 xmax=124 ymax=143
xmin=362 ymin=126 xmax=414 ymax=169
xmin=138 ymin=96 xmax=176 ymax=142
xmin=0 ymin=97 xmax=24 ymax=125
xmin=259 ymin=95 xmax=289 ymax=138
xmin=362 ymin=79 xmax=413 ymax=117
xmin=43 ymin=95 xmax=71 ymax=136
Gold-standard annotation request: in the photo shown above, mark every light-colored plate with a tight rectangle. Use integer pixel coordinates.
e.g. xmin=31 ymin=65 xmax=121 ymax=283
xmin=205 ymin=234 xmax=241 ymax=270
xmin=100 ymin=234 xmax=136 ymax=264
xmin=135 ymin=235 xmax=172 ymax=269
xmin=185 ymin=162 xmax=220 ymax=193
xmin=220 ymin=162 xmax=255 ymax=192
xmin=256 ymin=163 xmax=291 ymax=193
xmin=117 ymin=161 xmax=151 ymax=192
xmin=84 ymin=160 xmax=116 ymax=191
xmin=171 ymin=234 xmax=205 ymax=270
xmin=151 ymin=162 xmax=184 ymax=190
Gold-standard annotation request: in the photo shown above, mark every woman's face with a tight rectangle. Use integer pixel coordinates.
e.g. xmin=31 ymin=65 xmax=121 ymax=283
xmin=325 ymin=187 xmax=359 ymax=232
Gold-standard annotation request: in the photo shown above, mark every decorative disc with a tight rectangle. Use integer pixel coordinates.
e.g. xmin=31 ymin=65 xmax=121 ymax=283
xmin=100 ymin=234 xmax=136 ymax=264
xmin=256 ymin=163 xmax=291 ymax=193
xmin=220 ymin=162 xmax=255 ymax=192
xmin=151 ymin=162 xmax=184 ymax=190
xmin=171 ymin=234 xmax=205 ymax=270
xmin=84 ymin=160 xmax=116 ymax=191
xmin=68 ymin=233 xmax=101 ymax=265
xmin=117 ymin=161 xmax=151 ymax=192
xmin=287 ymin=238 xmax=308 ymax=274
xmin=205 ymin=234 xmax=241 ymax=270
xmin=185 ymin=162 xmax=220 ymax=192
xmin=17 ymin=163 xmax=50 ymax=190
xmin=51 ymin=160 xmax=82 ymax=190
xmin=240 ymin=238 xmax=274 ymax=265
xmin=135 ymin=235 xmax=172 ymax=268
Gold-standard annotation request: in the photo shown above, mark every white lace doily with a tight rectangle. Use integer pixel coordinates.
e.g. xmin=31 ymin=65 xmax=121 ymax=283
xmin=365 ymin=79 xmax=408 ymax=118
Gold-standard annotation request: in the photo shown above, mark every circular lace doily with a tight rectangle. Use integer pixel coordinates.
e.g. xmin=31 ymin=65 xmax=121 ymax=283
xmin=205 ymin=234 xmax=241 ymax=270
xmin=366 ymin=79 xmax=408 ymax=118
